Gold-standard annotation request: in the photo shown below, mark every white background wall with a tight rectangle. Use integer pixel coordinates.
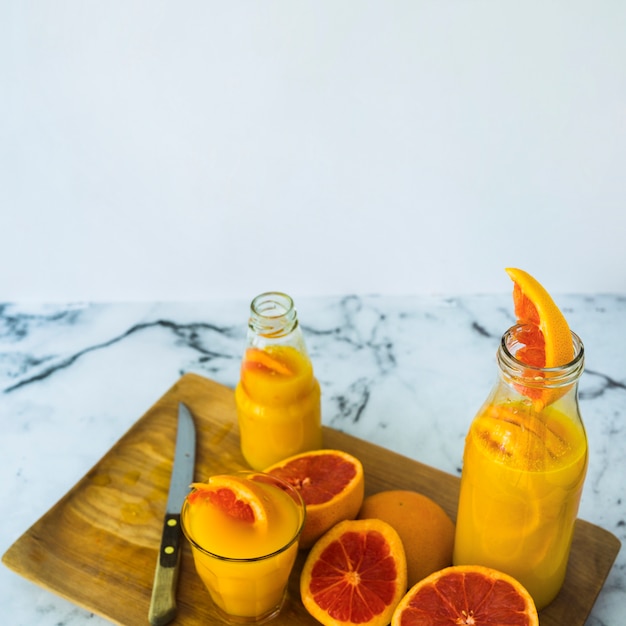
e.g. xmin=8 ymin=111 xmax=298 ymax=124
xmin=2 ymin=1 xmax=625 ymax=301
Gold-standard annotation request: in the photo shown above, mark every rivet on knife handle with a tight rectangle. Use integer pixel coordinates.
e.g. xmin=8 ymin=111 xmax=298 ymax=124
xmin=149 ymin=513 xmax=182 ymax=625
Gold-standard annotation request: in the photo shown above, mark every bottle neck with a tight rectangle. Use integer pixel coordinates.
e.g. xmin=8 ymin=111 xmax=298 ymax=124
xmin=496 ymin=324 xmax=584 ymax=400
xmin=248 ymin=292 xmax=299 ymax=338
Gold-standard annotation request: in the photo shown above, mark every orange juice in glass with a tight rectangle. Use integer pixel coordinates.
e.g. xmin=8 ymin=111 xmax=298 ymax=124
xmin=453 ymin=326 xmax=587 ymax=610
xmin=181 ymin=472 xmax=305 ymax=623
xmin=235 ymin=292 xmax=322 ymax=470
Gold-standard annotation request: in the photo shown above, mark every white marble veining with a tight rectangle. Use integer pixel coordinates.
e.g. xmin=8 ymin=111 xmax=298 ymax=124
xmin=1 ymin=295 xmax=624 ymax=625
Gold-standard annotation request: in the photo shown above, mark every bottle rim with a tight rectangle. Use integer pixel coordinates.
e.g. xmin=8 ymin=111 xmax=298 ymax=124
xmin=497 ymin=324 xmax=584 ymax=388
xmin=249 ymin=292 xmax=298 ymax=337
xmin=251 ymin=292 xmax=294 ymax=318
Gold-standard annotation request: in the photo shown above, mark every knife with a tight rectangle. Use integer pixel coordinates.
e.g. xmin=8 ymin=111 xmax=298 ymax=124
xmin=148 ymin=402 xmax=197 ymax=626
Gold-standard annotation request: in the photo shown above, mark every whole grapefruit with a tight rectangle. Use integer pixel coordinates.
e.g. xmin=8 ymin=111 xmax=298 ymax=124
xmin=358 ymin=489 xmax=454 ymax=588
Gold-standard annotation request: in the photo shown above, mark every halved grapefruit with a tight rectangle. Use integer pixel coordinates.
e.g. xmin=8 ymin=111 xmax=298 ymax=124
xmin=301 ymin=518 xmax=407 ymax=626
xmin=265 ymin=449 xmax=364 ymax=548
xmin=391 ymin=564 xmax=539 ymax=626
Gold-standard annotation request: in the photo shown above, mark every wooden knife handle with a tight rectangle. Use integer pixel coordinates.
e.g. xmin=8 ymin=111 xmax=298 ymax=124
xmin=148 ymin=513 xmax=183 ymax=626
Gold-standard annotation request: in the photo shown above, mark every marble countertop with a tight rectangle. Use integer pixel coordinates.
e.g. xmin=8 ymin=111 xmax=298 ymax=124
xmin=1 ymin=295 xmax=623 ymax=626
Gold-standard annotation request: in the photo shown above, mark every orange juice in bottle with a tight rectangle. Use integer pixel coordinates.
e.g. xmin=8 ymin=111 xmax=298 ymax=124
xmin=453 ymin=324 xmax=587 ymax=610
xmin=235 ymin=292 xmax=322 ymax=470
xmin=181 ymin=472 xmax=305 ymax=622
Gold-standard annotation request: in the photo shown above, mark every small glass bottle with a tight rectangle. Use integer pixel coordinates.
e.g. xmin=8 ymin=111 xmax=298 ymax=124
xmin=453 ymin=324 xmax=587 ymax=610
xmin=235 ymin=292 xmax=322 ymax=470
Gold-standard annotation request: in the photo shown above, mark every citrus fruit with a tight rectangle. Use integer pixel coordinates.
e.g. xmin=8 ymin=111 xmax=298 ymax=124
xmin=188 ymin=475 xmax=269 ymax=528
xmin=505 ymin=267 xmax=576 ymax=406
xmin=358 ymin=490 xmax=454 ymax=588
xmin=242 ymin=347 xmax=293 ymax=376
xmin=301 ymin=518 xmax=408 ymax=626
xmin=505 ymin=267 xmax=574 ymax=368
xmin=265 ymin=449 xmax=364 ymax=548
xmin=391 ymin=565 xmax=539 ymax=626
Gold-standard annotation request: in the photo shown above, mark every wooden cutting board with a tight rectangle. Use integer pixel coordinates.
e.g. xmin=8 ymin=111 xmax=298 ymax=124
xmin=2 ymin=374 xmax=621 ymax=625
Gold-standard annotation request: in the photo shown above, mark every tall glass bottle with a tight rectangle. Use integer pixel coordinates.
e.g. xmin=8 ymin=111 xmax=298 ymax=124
xmin=453 ymin=324 xmax=587 ymax=610
xmin=235 ymin=292 xmax=322 ymax=470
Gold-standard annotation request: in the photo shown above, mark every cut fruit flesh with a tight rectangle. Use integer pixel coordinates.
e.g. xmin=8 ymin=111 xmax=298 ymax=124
xmin=301 ymin=518 xmax=407 ymax=626
xmin=391 ymin=564 xmax=539 ymax=626
xmin=188 ymin=475 xmax=269 ymax=527
xmin=505 ymin=267 xmax=574 ymax=368
xmin=266 ymin=449 xmax=365 ymax=549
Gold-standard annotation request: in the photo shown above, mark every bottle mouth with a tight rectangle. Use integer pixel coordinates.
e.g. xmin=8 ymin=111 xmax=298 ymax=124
xmin=497 ymin=324 xmax=584 ymax=389
xmin=249 ymin=292 xmax=298 ymax=337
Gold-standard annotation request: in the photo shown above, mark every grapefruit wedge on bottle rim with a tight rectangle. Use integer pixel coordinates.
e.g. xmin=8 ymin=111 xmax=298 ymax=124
xmin=506 ymin=267 xmax=574 ymax=368
xmin=505 ymin=267 xmax=577 ymax=407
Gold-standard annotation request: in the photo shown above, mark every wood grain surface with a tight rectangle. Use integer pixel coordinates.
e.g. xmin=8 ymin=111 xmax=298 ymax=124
xmin=2 ymin=374 xmax=621 ymax=625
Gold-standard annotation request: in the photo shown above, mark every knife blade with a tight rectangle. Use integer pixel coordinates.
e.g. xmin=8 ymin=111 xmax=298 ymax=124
xmin=148 ymin=402 xmax=197 ymax=626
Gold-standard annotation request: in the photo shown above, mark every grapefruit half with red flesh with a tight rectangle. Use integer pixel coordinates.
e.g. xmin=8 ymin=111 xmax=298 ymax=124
xmin=265 ymin=449 xmax=364 ymax=548
xmin=301 ymin=518 xmax=407 ymax=626
xmin=391 ymin=564 xmax=539 ymax=626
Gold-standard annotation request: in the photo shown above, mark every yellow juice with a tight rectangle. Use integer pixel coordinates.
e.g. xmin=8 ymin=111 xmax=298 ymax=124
xmin=453 ymin=401 xmax=588 ymax=609
xmin=235 ymin=345 xmax=322 ymax=470
xmin=181 ymin=476 xmax=305 ymax=621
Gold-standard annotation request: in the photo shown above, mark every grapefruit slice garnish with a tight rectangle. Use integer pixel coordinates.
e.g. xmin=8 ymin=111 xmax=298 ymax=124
xmin=187 ymin=475 xmax=269 ymax=528
xmin=243 ymin=347 xmax=293 ymax=376
xmin=505 ymin=268 xmax=576 ymax=407
xmin=391 ymin=564 xmax=539 ymax=626
xmin=265 ymin=449 xmax=365 ymax=549
xmin=505 ymin=267 xmax=574 ymax=368
xmin=301 ymin=518 xmax=407 ymax=626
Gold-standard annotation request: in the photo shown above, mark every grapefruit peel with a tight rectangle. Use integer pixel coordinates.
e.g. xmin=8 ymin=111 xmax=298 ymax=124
xmin=357 ymin=489 xmax=455 ymax=588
